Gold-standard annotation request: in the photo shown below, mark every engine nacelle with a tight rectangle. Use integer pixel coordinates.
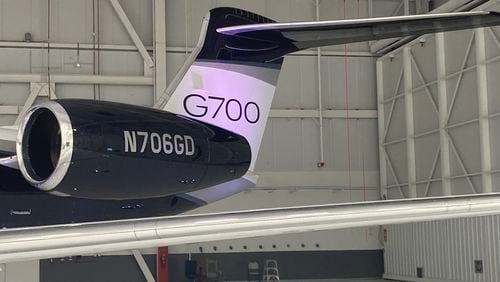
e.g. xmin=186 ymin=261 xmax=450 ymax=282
xmin=17 ymin=99 xmax=251 ymax=200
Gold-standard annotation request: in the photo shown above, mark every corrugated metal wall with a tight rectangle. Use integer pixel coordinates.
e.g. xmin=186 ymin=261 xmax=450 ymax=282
xmin=379 ymin=1 xmax=500 ymax=280
xmin=385 ymin=215 xmax=500 ymax=282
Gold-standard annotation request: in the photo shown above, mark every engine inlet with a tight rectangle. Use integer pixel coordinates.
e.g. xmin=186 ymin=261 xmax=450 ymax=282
xmin=17 ymin=102 xmax=73 ymax=191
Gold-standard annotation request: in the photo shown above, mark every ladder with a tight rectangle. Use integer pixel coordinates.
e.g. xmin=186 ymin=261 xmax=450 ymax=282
xmin=262 ymin=259 xmax=280 ymax=281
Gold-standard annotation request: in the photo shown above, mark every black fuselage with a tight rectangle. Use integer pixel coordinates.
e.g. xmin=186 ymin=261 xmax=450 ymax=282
xmin=0 ymin=100 xmax=252 ymax=229
xmin=0 ymin=164 xmax=199 ymax=228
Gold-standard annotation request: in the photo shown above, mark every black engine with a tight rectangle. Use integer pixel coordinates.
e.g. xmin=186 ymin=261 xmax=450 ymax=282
xmin=17 ymin=99 xmax=251 ymax=200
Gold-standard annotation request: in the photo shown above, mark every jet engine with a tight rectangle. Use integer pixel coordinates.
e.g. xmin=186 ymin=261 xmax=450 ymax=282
xmin=16 ymin=99 xmax=251 ymax=200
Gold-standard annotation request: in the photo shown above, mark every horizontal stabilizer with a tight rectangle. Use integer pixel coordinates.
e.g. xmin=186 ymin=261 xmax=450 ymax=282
xmin=218 ymin=11 xmax=500 ymax=54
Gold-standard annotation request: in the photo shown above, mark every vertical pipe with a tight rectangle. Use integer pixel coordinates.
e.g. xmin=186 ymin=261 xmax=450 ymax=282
xmin=436 ymin=32 xmax=452 ymax=196
xmin=377 ymin=59 xmax=388 ymax=199
xmin=316 ymin=0 xmax=325 ymax=166
xmin=475 ymin=28 xmax=493 ymax=193
xmin=404 ymin=46 xmax=417 ymax=198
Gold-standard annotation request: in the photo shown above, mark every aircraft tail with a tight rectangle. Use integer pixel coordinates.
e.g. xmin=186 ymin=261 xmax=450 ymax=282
xmin=157 ymin=7 xmax=500 ymax=171
xmin=159 ymin=8 xmax=285 ymax=171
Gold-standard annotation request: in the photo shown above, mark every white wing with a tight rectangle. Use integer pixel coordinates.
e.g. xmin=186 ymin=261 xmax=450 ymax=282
xmin=1 ymin=193 xmax=500 ymax=263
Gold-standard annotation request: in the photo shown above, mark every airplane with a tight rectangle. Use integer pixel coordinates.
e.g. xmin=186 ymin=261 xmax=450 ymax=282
xmin=2 ymin=7 xmax=500 ymax=261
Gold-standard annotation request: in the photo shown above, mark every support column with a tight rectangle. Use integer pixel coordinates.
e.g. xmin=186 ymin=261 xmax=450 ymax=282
xmin=475 ymin=28 xmax=493 ymax=193
xmin=404 ymin=47 xmax=417 ymax=198
xmin=435 ymin=32 xmax=452 ymax=196
xmin=153 ymin=0 xmax=167 ymax=102
xmin=157 ymin=247 xmax=169 ymax=282
xmin=377 ymin=59 xmax=388 ymax=199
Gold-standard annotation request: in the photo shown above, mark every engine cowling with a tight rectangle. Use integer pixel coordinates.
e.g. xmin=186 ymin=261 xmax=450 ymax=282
xmin=16 ymin=99 xmax=251 ymax=200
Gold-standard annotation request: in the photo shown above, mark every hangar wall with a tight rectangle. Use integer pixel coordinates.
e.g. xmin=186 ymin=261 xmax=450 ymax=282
xmin=385 ymin=216 xmax=500 ymax=282
xmin=379 ymin=1 xmax=500 ymax=281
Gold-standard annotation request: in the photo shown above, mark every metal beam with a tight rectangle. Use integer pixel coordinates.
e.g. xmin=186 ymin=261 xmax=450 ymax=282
xmin=109 ymin=0 xmax=154 ymax=70
xmin=436 ymin=32 xmax=452 ymax=196
xmin=403 ymin=47 xmax=417 ymax=198
xmin=377 ymin=59 xmax=388 ymax=199
xmin=0 ymin=74 xmax=152 ymax=85
xmin=0 ymin=41 xmax=376 ymax=58
xmin=0 ymin=126 xmax=16 ymax=143
xmin=153 ymin=0 xmax=167 ymax=103
xmin=14 ymin=83 xmax=54 ymax=125
xmin=132 ymin=250 xmax=155 ymax=282
xmin=0 ymin=106 xmax=20 ymax=115
xmin=3 ymin=193 xmax=500 ymax=263
xmin=475 ymin=27 xmax=493 ymax=193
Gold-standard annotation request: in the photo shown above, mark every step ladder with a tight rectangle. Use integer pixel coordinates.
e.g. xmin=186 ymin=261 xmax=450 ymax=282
xmin=262 ymin=259 xmax=280 ymax=281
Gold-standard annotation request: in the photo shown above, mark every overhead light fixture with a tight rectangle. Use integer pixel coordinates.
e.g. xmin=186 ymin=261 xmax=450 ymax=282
xmin=419 ymin=37 xmax=426 ymax=47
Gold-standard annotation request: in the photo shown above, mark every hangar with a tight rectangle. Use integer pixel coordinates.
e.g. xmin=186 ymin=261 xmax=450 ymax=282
xmin=1 ymin=0 xmax=500 ymax=281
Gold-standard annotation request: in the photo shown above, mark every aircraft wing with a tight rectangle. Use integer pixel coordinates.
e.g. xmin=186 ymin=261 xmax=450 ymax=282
xmin=217 ymin=11 xmax=500 ymax=52
xmin=2 ymin=193 xmax=500 ymax=263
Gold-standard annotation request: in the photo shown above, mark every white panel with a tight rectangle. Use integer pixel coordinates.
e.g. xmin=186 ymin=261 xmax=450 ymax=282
xmin=382 ymin=55 xmax=403 ymax=100
xmin=55 ymin=84 xmax=94 ymax=99
xmin=385 ymin=97 xmax=407 ymax=141
xmin=0 ymin=49 xmax=31 ymax=73
xmin=448 ymin=123 xmax=481 ymax=176
xmin=448 ymin=72 xmax=479 ymax=125
xmin=322 ymin=56 xmax=377 ymax=110
xmin=486 ymin=60 xmax=500 ymax=114
xmin=274 ymin=56 xmax=318 ymax=109
xmin=0 ymin=84 xmax=30 ymax=106
xmin=52 ymin=0 xmax=93 ymax=43
xmin=411 ymin=37 xmax=437 ymax=87
xmin=445 ymin=30 xmax=476 ymax=73
xmin=98 ymin=0 xmax=134 ymax=45
xmin=99 ymin=51 xmax=144 ymax=76
xmin=99 ymin=85 xmax=154 ymax=106
xmin=4 ymin=261 xmax=38 ymax=282
xmin=413 ymin=89 xmax=438 ymax=134
xmin=386 ymin=142 xmax=408 ymax=184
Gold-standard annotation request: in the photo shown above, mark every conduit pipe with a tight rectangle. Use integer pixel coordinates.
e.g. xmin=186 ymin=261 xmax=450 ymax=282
xmin=315 ymin=0 xmax=325 ymax=167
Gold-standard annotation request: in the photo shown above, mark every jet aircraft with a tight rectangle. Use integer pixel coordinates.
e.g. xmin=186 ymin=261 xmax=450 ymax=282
xmin=1 ymin=6 xmax=500 ymax=262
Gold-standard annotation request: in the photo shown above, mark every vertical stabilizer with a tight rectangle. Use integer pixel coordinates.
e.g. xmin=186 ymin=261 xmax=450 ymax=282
xmin=160 ymin=8 xmax=285 ymax=171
